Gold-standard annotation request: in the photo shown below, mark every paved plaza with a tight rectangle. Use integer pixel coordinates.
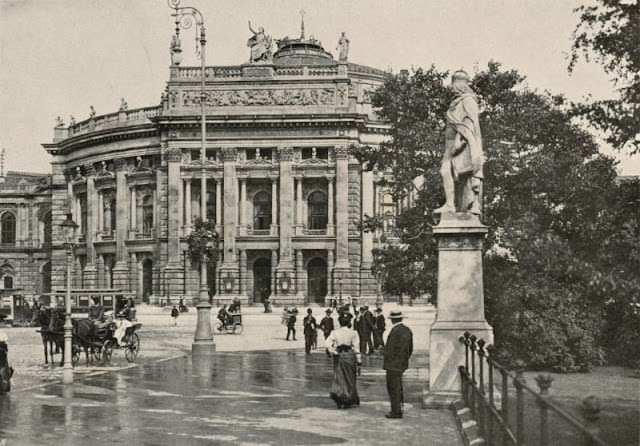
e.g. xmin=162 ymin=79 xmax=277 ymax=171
xmin=1 ymin=305 xmax=464 ymax=445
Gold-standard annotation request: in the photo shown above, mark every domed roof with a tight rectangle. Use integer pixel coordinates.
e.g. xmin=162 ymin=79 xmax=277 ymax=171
xmin=273 ymin=36 xmax=335 ymax=66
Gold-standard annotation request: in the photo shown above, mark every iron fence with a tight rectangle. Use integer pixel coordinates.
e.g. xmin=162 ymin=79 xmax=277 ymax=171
xmin=458 ymin=332 xmax=610 ymax=446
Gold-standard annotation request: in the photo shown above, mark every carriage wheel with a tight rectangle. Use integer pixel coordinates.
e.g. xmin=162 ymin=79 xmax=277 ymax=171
xmin=233 ymin=324 xmax=243 ymax=335
xmin=102 ymin=340 xmax=115 ymax=364
xmin=71 ymin=341 xmax=80 ymax=366
xmin=92 ymin=346 xmax=103 ymax=362
xmin=124 ymin=333 xmax=139 ymax=362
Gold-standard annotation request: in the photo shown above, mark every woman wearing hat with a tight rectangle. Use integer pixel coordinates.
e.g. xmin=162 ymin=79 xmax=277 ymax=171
xmin=325 ymin=312 xmax=361 ymax=409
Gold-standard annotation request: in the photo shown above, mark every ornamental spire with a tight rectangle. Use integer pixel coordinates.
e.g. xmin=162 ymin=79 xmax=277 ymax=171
xmin=300 ymin=8 xmax=305 ymax=40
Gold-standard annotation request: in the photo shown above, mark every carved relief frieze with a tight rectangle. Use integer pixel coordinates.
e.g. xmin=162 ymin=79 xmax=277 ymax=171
xmin=168 ymin=89 xmax=179 ymax=108
xmin=182 ymin=87 xmax=336 ymax=107
xmin=337 ymin=84 xmax=348 ymax=106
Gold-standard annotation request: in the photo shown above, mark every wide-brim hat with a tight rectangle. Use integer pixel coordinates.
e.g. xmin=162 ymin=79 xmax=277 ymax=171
xmin=375 ymin=307 xmax=383 ymax=313
xmin=325 ymin=308 xmax=332 ymax=314
xmin=389 ymin=310 xmax=405 ymax=319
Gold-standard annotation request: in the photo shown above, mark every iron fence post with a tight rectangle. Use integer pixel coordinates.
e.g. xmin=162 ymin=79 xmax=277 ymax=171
xmin=514 ymin=360 xmax=526 ymax=445
xmin=501 ymin=366 xmax=509 ymax=446
xmin=477 ymin=339 xmax=486 ymax=437
xmin=581 ymin=396 xmax=602 ymax=446
xmin=469 ymin=335 xmax=477 ymax=419
xmin=535 ymin=374 xmax=553 ymax=446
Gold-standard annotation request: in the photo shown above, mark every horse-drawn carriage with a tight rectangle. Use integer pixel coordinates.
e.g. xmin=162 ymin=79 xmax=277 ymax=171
xmin=31 ymin=289 xmax=141 ymax=367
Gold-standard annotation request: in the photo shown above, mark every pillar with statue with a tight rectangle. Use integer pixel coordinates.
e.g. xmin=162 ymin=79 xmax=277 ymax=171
xmin=424 ymin=70 xmax=493 ymax=407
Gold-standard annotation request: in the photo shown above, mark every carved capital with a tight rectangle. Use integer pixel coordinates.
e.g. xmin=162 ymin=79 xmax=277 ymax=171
xmin=334 ymin=146 xmax=349 ymax=160
xmin=221 ymin=147 xmax=237 ymax=162
xmin=277 ymin=146 xmax=293 ymax=161
xmin=166 ymin=147 xmax=182 ymax=163
xmin=83 ymin=163 xmax=96 ymax=177
xmin=114 ymin=158 xmax=130 ymax=172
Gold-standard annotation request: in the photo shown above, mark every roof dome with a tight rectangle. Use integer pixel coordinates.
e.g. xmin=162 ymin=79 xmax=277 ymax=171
xmin=273 ymin=36 xmax=335 ymax=65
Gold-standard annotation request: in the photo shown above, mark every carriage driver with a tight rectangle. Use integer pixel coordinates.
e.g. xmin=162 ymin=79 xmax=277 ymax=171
xmin=88 ymin=297 xmax=109 ymax=338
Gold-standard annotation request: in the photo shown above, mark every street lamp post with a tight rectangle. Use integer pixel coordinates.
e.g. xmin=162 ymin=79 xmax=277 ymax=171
xmin=170 ymin=0 xmax=215 ymax=355
xmin=60 ymin=212 xmax=77 ymax=385
xmin=338 ymin=278 xmax=343 ymax=306
xmin=169 ymin=0 xmax=208 ymax=303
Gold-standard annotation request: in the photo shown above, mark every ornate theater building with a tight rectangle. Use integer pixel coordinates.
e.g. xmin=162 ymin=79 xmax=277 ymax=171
xmin=19 ymin=24 xmax=399 ymax=305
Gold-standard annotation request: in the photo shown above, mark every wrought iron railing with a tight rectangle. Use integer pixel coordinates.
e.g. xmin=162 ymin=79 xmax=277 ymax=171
xmin=458 ymin=332 xmax=610 ymax=446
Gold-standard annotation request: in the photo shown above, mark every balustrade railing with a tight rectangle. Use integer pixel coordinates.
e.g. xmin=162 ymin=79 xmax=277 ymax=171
xmin=246 ymin=229 xmax=271 ymax=236
xmin=302 ymin=229 xmax=327 ymax=236
xmin=458 ymin=332 xmax=610 ymax=446
xmin=68 ymin=106 xmax=161 ymax=136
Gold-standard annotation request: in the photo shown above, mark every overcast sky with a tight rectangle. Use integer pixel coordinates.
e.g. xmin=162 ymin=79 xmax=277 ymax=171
xmin=0 ymin=0 xmax=637 ymax=174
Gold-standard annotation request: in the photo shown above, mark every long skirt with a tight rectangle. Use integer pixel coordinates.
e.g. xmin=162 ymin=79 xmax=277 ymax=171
xmin=329 ymin=350 xmax=360 ymax=408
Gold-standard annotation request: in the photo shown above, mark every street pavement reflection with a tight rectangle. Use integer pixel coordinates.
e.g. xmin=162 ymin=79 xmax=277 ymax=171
xmin=0 ymin=350 xmax=462 ymax=445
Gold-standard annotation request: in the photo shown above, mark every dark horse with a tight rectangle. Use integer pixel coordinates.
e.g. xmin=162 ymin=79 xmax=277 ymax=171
xmin=0 ymin=341 xmax=13 ymax=393
xmin=31 ymin=308 xmax=64 ymax=367
xmin=72 ymin=317 xmax=114 ymax=366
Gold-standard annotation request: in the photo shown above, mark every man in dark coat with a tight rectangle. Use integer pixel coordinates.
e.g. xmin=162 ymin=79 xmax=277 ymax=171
xmin=286 ymin=308 xmax=298 ymax=341
xmin=319 ymin=308 xmax=335 ymax=339
xmin=302 ymin=308 xmax=317 ymax=354
xmin=360 ymin=306 xmax=375 ymax=355
xmin=383 ymin=310 xmax=413 ymax=418
xmin=373 ymin=307 xmax=386 ymax=351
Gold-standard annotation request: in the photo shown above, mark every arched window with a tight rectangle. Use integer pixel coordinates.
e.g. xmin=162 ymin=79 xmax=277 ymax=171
xmin=307 ymin=191 xmax=328 ymax=230
xmin=142 ymin=195 xmax=154 ymax=235
xmin=1 ymin=212 xmax=16 ymax=245
xmin=3 ymin=276 xmax=13 ymax=289
xmin=253 ymin=191 xmax=271 ymax=230
xmin=41 ymin=211 xmax=52 ymax=247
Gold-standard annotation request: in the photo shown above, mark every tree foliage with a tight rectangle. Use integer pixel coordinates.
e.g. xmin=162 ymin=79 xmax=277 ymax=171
xmin=569 ymin=0 xmax=640 ymax=154
xmin=358 ymin=61 xmax=640 ymax=370
xmin=186 ymin=218 xmax=219 ymax=264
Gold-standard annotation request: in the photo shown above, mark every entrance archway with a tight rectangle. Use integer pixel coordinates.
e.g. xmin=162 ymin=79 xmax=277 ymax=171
xmin=252 ymin=258 xmax=271 ymax=304
xmin=307 ymin=257 xmax=327 ymax=304
xmin=142 ymin=259 xmax=153 ymax=303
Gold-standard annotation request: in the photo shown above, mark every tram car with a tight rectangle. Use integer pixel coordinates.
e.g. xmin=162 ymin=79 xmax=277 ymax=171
xmin=39 ymin=289 xmax=137 ymax=319
xmin=0 ymin=289 xmax=31 ymax=325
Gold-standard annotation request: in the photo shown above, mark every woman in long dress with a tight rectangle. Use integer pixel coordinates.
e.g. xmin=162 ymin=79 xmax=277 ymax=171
xmin=326 ymin=312 xmax=361 ymax=408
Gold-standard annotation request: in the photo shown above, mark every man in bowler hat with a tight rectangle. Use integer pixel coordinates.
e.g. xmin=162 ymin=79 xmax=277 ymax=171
xmin=383 ymin=310 xmax=413 ymax=418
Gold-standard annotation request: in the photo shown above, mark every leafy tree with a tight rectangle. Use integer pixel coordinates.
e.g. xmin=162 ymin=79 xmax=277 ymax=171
xmin=357 ymin=61 xmax=640 ymax=370
xmin=569 ymin=0 xmax=640 ymax=154
xmin=186 ymin=218 xmax=219 ymax=265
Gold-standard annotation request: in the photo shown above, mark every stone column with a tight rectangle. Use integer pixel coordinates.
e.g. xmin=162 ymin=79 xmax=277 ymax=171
xmin=327 ymin=249 xmax=334 ymax=299
xmin=164 ymin=147 xmax=184 ymax=297
xmin=271 ymin=250 xmax=278 ymax=297
xmin=333 ymin=146 xmax=350 ymax=278
xmin=178 ymin=177 xmax=184 ymax=234
xmin=295 ymin=176 xmax=303 ymax=234
xmin=112 ymin=159 xmax=130 ymax=289
xmin=295 ymin=249 xmax=304 ymax=300
xmin=276 ymin=147 xmax=295 ymax=300
xmin=74 ymin=256 xmax=82 ymax=288
xmin=360 ymin=168 xmax=376 ymax=302
xmin=185 ymin=179 xmax=192 ymax=232
xmin=424 ymin=212 xmax=494 ymax=408
xmin=215 ymin=178 xmax=222 ymax=229
xmin=240 ymin=178 xmax=247 ymax=235
xmin=327 ymin=176 xmax=335 ymax=236
xmin=239 ymin=249 xmax=247 ymax=295
xmin=130 ymin=187 xmax=136 ymax=232
xmin=129 ymin=252 xmax=137 ymax=296
xmin=83 ymin=163 xmax=97 ymax=287
xmin=97 ymin=191 xmax=104 ymax=233
xmin=75 ymin=196 xmax=82 ymax=234
xmin=219 ymin=148 xmax=240 ymax=298
xmin=270 ymin=178 xmax=278 ymax=235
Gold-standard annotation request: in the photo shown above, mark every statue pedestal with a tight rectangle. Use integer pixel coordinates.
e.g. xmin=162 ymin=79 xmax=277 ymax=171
xmin=424 ymin=212 xmax=493 ymax=408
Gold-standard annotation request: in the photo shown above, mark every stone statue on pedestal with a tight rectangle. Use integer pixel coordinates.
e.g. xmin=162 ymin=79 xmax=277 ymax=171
xmin=337 ymin=32 xmax=349 ymax=61
xmin=247 ymin=21 xmax=272 ymax=63
xmin=434 ymin=70 xmax=484 ymax=216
